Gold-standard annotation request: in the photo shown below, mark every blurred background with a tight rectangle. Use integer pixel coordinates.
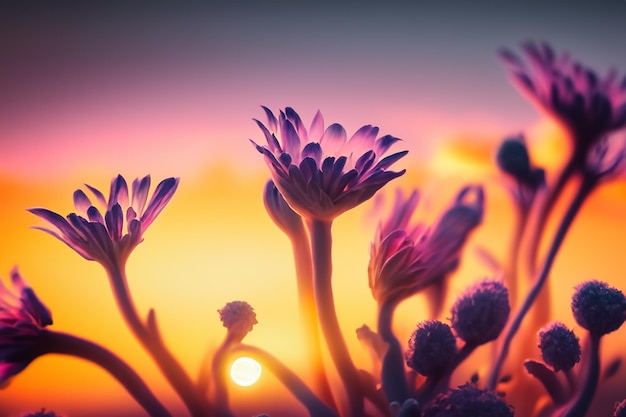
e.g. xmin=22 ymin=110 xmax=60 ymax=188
xmin=1 ymin=1 xmax=625 ymax=416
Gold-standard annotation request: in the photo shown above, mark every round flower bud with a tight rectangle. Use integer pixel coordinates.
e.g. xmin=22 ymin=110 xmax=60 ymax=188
xmin=538 ymin=321 xmax=581 ymax=372
xmin=422 ymin=383 xmax=514 ymax=417
xmin=450 ymin=279 xmax=510 ymax=345
xmin=571 ymin=280 xmax=626 ymax=336
xmin=406 ymin=320 xmax=457 ymax=377
xmin=496 ymin=136 xmax=532 ymax=179
xmin=218 ymin=301 xmax=258 ymax=341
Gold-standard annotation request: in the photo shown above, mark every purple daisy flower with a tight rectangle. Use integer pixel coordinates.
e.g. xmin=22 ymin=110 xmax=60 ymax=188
xmin=251 ymin=107 xmax=407 ymax=221
xmin=368 ymin=186 xmax=483 ymax=305
xmin=500 ymin=41 xmax=626 ymax=155
xmin=0 ymin=268 xmax=52 ymax=385
xmin=29 ymin=174 xmax=179 ymax=267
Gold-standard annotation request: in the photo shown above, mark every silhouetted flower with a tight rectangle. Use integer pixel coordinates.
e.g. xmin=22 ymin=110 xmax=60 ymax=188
xmin=499 ymin=41 xmax=626 ymax=158
xmin=251 ymin=106 xmax=407 ymax=221
xmin=406 ymin=320 xmax=457 ymax=377
xmin=422 ymin=383 xmax=514 ymax=417
xmin=538 ymin=321 xmax=581 ymax=372
xmin=450 ymin=279 xmax=510 ymax=346
xmin=369 ymin=186 xmax=483 ymax=305
xmin=218 ymin=301 xmax=258 ymax=342
xmin=571 ymin=280 xmax=626 ymax=336
xmin=496 ymin=135 xmax=545 ymax=191
xmin=0 ymin=268 xmax=52 ymax=385
xmin=20 ymin=409 xmax=63 ymax=417
xmin=29 ymin=174 xmax=179 ymax=267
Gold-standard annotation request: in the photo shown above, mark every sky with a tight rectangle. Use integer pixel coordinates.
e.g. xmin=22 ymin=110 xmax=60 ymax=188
xmin=1 ymin=2 xmax=626 ymax=416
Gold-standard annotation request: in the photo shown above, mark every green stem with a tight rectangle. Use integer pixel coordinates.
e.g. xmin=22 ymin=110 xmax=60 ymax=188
xmin=308 ymin=218 xmax=363 ymax=417
xmin=377 ymin=301 xmax=409 ymax=403
xmin=107 ymin=264 xmax=210 ymax=417
xmin=41 ymin=330 xmax=172 ymax=417
xmin=487 ymin=175 xmax=595 ymax=389
xmin=232 ymin=344 xmax=340 ymax=417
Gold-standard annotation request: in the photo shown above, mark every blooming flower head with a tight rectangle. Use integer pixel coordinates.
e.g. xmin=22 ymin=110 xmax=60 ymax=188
xmin=422 ymin=383 xmax=514 ymax=417
xmin=538 ymin=321 xmax=581 ymax=372
xmin=406 ymin=320 xmax=457 ymax=377
xmin=251 ymin=106 xmax=407 ymax=221
xmin=499 ymin=41 xmax=626 ymax=157
xmin=0 ymin=268 xmax=52 ymax=385
xmin=218 ymin=301 xmax=258 ymax=342
xmin=368 ymin=185 xmax=483 ymax=305
xmin=571 ymin=280 xmax=626 ymax=336
xmin=450 ymin=279 xmax=510 ymax=346
xmin=29 ymin=174 xmax=179 ymax=268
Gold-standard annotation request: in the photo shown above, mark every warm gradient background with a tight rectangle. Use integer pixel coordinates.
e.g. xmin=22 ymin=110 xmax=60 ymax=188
xmin=1 ymin=2 xmax=626 ymax=416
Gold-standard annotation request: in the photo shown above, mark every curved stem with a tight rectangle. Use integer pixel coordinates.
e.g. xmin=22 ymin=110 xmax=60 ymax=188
xmin=487 ymin=175 xmax=596 ymax=389
xmin=562 ymin=333 xmax=601 ymax=417
xmin=107 ymin=263 xmax=210 ymax=417
xmin=290 ymin=222 xmax=337 ymax=410
xmin=308 ymin=218 xmax=363 ymax=417
xmin=377 ymin=301 xmax=409 ymax=403
xmin=232 ymin=344 xmax=340 ymax=417
xmin=212 ymin=337 xmax=236 ymax=417
xmin=505 ymin=199 xmax=531 ymax=311
xmin=41 ymin=330 xmax=172 ymax=417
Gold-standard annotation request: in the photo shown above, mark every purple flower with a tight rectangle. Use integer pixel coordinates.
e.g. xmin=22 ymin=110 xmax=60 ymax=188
xmin=368 ymin=186 xmax=483 ymax=305
xmin=499 ymin=42 xmax=626 ymax=155
xmin=251 ymin=107 xmax=407 ymax=221
xmin=0 ymin=268 xmax=52 ymax=385
xmin=538 ymin=321 xmax=581 ymax=372
xmin=422 ymin=383 xmax=514 ymax=417
xmin=29 ymin=174 xmax=179 ymax=267
xmin=450 ymin=279 xmax=510 ymax=346
xmin=218 ymin=301 xmax=258 ymax=342
xmin=406 ymin=320 xmax=457 ymax=377
xmin=571 ymin=280 xmax=626 ymax=336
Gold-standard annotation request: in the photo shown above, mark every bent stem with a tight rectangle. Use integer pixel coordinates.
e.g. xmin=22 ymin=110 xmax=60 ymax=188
xmin=107 ymin=263 xmax=210 ymax=417
xmin=377 ymin=301 xmax=409 ymax=404
xmin=308 ymin=218 xmax=364 ymax=417
xmin=488 ymin=175 xmax=596 ymax=389
xmin=212 ymin=336 xmax=236 ymax=417
xmin=41 ymin=330 xmax=172 ymax=417
xmin=562 ymin=333 xmax=601 ymax=417
xmin=232 ymin=344 xmax=340 ymax=417
xmin=289 ymin=221 xmax=337 ymax=410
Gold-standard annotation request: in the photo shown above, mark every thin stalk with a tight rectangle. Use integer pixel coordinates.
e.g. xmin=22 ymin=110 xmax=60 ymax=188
xmin=290 ymin=222 xmax=337 ymax=410
xmin=562 ymin=334 xmax=601 ymax=417
xmin=212 ymin=336 xmax=236 ymax=417
xmin=41 ymin=330 xmax=172 ymax=417
xmin=377 ymin=301 xmax=409 ymax=404
xmin=487 ymin=175 xmax=596 ymax=389
xmin=505 ymin=197 xmax=531 ymax=311
xmin=308 ymin=218 xmax=363 ymax=417
xmin=107 ymin=263 xmax=210 ymax=417
xmin=232 ymin=344 xmax=340 ymax=417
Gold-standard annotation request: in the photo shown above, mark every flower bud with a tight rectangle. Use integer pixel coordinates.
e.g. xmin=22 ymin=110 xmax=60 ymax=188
xmin=538 ymin=321 xmax=581 ymax=372
xmin=422 ymin=383 xmax=514 ymax=417
xmin=571 ymin=280 xmax=626 ymax=336
xmin=218 ymin=301 xmax=258 ymax=342
xmin=406 ymin=320 xmax=457 ymax=377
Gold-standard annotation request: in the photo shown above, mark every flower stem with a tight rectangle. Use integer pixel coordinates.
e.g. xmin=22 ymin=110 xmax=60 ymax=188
xmin=562 ymin=333 xmax=601 ymax=417
xmin=290 ymin=222 xmax=337 ymax=411
xmin=308 ymin=218 xmax=363 ymax=417
xmin=487 ymin=175 xmax=595 ymax=389
xmin=212 ymin=336 xmax=236 ymax=417
xmin=232 ymin=343 xmax=340 ymax=417
xmin=40 ymin=330 xmax=172 ymax=417
xmin=107 ymin=264 xmax=210 ymax=417
xmin=377 ymin=301 xmax=409 ymax=404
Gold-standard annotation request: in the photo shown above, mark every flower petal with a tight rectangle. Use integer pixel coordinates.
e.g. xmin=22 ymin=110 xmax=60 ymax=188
xmin=108 ymin=175 xmax=129 ymax=209
xmin=73 ymin=190 xmax=92 ymax=214
xmin=320 ymin=123 xmax=347 ymax=157
xmin=131 ymin=175 xmax=151 ymax=216
xmin=140 ymin=177 xmax=179 ymax=232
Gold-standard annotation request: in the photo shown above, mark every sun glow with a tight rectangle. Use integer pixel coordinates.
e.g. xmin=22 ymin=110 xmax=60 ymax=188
xmin=230 ymin=357 xmax=262 ymax=387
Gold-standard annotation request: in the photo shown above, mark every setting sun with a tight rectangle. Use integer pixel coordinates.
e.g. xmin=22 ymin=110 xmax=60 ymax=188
xmin=230 ymin=357 xmax=262 ymax=387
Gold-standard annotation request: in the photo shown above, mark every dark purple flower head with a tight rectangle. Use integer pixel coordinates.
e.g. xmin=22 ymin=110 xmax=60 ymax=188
xmin=218 ymin=301 xmax=258 ymax=342
xmin=571 ymin=280 xmax=626 ymax=336
xmin=496 ymin=135 xmax=545 ymax=190
xmin=614 ymin=399 xmax=626 ymax=417
xmin=406 ymin=320 xmax=457 ymax=377
xmin=0 ymin=268 xmax=52 ymax=385
xmin=538 ymin=321 xmax=581 ymax=372
xmin=451 ymin=279 xmax=510 ymax=346
xmin=499 ymin=42 xmax=626 ymax=156
xmin=263 ymin=180 xmax=303 ymax=235
xmin=29 ymin=174 xmax=179 ymax=268
xmin=368 ymin=186 xmax=483 ymax=305
xmin=422 ymin=383 xmax=514 ymax=417
xmin=251 ymin=106 xmax=407 ymax=221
